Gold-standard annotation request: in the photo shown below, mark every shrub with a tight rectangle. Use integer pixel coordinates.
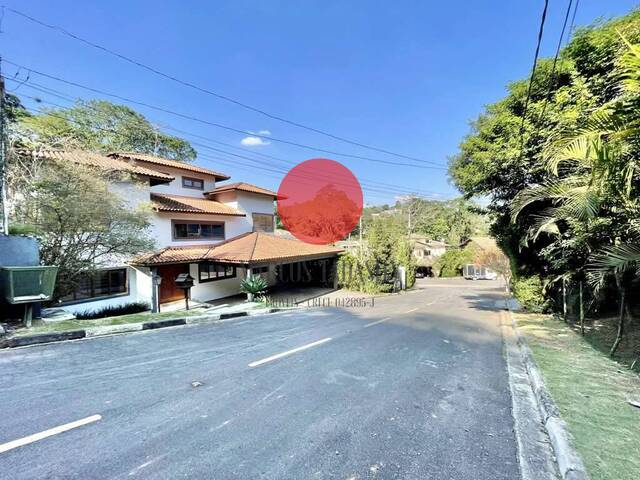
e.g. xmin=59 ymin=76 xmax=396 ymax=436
xmin=240 ymin=276 xmax=269 ymax=298
xmin=435 ymin=249 xmax=472 ymax=277
xmin=75 ymin=301 xmax=150 ymax=319
xmin=512 ymin=275 xmax=549 ymax=313
xmin=395 ymin=239 xmax=417 ymax=288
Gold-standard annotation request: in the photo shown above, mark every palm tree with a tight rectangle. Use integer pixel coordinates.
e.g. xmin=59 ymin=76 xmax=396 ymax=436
xmin=512 ymin=35 xmax=640 ymax=356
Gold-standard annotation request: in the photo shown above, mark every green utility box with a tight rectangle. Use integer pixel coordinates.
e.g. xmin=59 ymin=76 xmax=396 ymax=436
xmin=0 ymin=266 xmax=58 ymax=304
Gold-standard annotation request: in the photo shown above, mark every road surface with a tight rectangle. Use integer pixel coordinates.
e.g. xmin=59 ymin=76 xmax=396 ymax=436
xmin=0 ymin=279 xmax=522 ymax=479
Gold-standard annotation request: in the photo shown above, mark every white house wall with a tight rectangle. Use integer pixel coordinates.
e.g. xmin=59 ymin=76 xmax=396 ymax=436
xmin=60 ymin=266 xmax=144 ymax=315
xmin=151 ymin=213 xmax=248 ymax=248
xmin=149 ymin=166 xmax=217 ymax=197
xmin=188 ymin=264 xmax=247 ymax=302
xmin=233 ymin=192 xmax=275 ymax=231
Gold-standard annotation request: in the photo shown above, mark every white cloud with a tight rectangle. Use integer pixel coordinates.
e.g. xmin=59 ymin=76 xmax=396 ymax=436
xmin=240 ymin=136 xmax=270 ymax=146
xmin=241 ymin=129 xmax=272 ymax=146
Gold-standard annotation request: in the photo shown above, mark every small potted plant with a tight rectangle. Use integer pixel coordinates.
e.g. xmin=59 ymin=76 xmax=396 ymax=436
xmin=240 ymin=276 xmax=268 ymax=302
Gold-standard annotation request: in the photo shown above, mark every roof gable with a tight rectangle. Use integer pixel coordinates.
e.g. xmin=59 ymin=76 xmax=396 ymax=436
xmin=20 ymin=149 xmax=175 ymax=182
xmin=110 ymin=152 xmax=230 ymax=180
xmin=151 ymin=193 xmax=245 ymax=216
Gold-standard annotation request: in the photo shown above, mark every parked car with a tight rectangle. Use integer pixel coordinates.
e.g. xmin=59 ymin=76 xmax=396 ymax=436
xmin=463 ymin=264 xmax=498 ymax=280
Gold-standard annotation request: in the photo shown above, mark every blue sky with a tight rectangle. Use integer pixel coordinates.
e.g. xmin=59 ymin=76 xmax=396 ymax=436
xmin=2 ymin=1 xmax=638 ymax=205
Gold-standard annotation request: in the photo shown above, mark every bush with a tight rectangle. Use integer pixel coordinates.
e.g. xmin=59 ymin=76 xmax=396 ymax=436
xmin=435 ymin=249 xmax=472 ymax=277
xmin=240 ymin=276 xmax=269 ymax=298
xmin=512 ymin=276 xmax=549 ymax=313
xmin=75 ymin=301 xmax=150 ymax=319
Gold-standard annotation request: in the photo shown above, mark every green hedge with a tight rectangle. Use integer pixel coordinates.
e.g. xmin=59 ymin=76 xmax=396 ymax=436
xmin=512 ymin=275 xmax=549 ymax=313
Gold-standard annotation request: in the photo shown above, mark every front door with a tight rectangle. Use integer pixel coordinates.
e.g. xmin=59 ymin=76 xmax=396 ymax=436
xmin=158 ymin=264 xmax=189 ymax=303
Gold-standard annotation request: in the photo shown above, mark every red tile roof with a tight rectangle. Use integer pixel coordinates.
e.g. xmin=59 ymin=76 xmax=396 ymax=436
xmin=205 ymin=182 xmax=277 ymax=198
xmin=110 ymin=152 xmax=230 ymax=180
xmin=20 ymin=150 xmax=175 ymax=182
xmin=151 ymin=193 xmax=245 ymax=216
xmin=131 ymin=232 xmax=343 ymax=266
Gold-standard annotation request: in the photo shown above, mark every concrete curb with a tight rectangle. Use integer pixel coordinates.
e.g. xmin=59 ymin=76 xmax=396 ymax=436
xmin=0 ymin=307 xmax=297 ymax=349
xmin=505 ymin=299 xmax=590 ymax=480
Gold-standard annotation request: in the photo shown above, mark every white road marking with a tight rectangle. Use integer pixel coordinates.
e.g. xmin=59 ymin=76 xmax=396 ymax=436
xmin=363 ymin=317 xmax=391 ymax=328
xmin=248 ymin=338 xmax=332 ymax=367
xmin=403 ymin=308 xmax=418 ymax=314
xmin=0 ymin=414 xmax=102 ymax=454
xmin=425 ymin=301 xmax=436 ymax=306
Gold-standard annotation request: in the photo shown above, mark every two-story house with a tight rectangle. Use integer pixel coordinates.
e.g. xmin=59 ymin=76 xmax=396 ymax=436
xmin=28 ymin=150 xmax=342 ymax=314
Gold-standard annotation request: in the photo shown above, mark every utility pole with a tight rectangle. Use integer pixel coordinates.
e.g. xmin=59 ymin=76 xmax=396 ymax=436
xmin=0 ymin=57 xmax=9 ymax=236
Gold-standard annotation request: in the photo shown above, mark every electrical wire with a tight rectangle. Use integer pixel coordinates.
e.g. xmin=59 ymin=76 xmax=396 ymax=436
xmin=6 ymin=76 xmax=446 ymax=198
xmin=4 ymin=58 xmax=445 ymax=171
xmin=517 ymin=0 xmax=549 ymax=159
xmin=2 ymin=6 xmax=445 ymax=167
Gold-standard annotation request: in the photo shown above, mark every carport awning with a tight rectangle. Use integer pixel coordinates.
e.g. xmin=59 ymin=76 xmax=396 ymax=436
xmin=130 ymin=231 xmax=343 ymax=267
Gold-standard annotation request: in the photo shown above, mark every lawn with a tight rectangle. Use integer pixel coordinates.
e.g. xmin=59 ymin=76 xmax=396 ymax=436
xmin=516 ymin=312 xmax=640 ymax=480
xmin=11 ymin=309 xmax=208 ymax=336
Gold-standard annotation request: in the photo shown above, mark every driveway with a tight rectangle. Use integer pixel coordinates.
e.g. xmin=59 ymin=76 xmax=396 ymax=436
xmin=0 ymin=279 xmax=522 ymax=479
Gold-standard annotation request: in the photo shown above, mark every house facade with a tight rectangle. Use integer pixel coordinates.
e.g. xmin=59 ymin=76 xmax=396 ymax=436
xmin=409 ymin=234 xmax=449 ymax=276
xmin=29 ymin=150 xmax=342 ymax=314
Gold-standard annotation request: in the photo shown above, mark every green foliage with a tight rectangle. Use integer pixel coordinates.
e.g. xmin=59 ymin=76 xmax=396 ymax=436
xmin=395 ymin=239 xmax=417 ymax=288
xmin=434 ymin=248 xmax=472 ymax=277
xmin=8 ymin=223 xmax=40 ymax=236
xmin=337 ymin=216 xmax=417 ymax=293
xmin=8 ymin=157 xmax=154 ymax=301
xmin=512 ymin=276 xmax=549 ymax=313
xmin=337 ymin=253 xmax=388 ymax=294
xmin=75 ymin=302 xmax=150 ymax=320
xmin=448 ymin=8 xmax=640 ymax=321
xmin=14 ymin=100 xmax=196 ymax=162
xmin=240 ymin=275 xmax=269 ymax=296
xmin=359 ymin=197 xmax=488 ymax=246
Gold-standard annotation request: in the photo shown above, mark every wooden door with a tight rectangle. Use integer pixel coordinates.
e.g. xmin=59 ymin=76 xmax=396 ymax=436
xmin=158 ymin=264 xmax=189 ymax=303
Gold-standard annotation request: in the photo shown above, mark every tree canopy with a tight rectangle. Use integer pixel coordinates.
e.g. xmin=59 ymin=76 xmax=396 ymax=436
xmin=13 ymin=99 xmax=196 ymax=162
xmin=449 ymin=8 xmax=640 ymax=357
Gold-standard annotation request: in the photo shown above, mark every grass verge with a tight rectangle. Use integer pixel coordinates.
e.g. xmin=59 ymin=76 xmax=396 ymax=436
xmin=516 ymin=312 xmax=640 ymax=480
xmin=11 ymin=309 xmax=208 ymax=336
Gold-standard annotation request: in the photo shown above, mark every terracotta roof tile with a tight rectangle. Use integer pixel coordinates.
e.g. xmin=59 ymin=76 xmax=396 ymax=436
xmin=131 ymin=232 xmax=342 ymax=266
xmin=21 ymin=150 xmax=175 ymax=182
xmin=205 ymin=182 xmax=277 ymax=198
xmin=151 ymin=193 xmax=245 ymax=216
xmin=110 ymin=152 xmax=230 ymax=180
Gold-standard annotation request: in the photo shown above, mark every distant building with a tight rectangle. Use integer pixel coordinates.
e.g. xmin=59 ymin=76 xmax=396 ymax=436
xmin=409 ymin=234 xmax=449 ymax=276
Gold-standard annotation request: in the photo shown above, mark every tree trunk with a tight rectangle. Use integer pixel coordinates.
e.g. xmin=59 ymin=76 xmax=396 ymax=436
xmin=562 ymin=278 xmax=567 ymax=322
xmin=610 ymin=273 xmax=626 ymax=357
xmin=579 ymin=281 xmax=585 ymax=336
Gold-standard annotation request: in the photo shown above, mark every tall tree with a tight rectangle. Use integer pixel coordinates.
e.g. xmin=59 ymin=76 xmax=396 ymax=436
xmin=14 ymin=100 xmax=196 ymax=161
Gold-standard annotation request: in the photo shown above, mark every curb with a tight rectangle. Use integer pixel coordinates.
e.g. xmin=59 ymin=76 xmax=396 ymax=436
xmin=0 ymin=307 xmax=296 ymax=349
xmin=505 ymin=299 xmax=590 ymax=480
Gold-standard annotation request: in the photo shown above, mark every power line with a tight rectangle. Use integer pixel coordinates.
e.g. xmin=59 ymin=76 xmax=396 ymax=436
xmin=517 ymin=0 xmax=549 ymax=159
xmin=568 ymin=0 xmax=580 ymax=37
xmin=3 ymin=59 xmax=445 ymax=171
xmin=2 ymin=6 xmax=445 ymax=167
xmin=8 ymin=78 xmax=446 ymax=198
xmin=14 ymin=96 xmax=444 ymax=200
xmin=537 ymin=0 xmax=574 ymax=124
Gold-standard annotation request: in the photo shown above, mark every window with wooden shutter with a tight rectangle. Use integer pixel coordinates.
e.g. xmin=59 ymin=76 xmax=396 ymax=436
xmin=252 ymin=213 xmax=274 ymax=232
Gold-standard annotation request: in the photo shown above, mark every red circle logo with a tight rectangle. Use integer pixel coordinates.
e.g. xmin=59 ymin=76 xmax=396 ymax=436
xmin=277 ymin=159 xmax=363 ymax=245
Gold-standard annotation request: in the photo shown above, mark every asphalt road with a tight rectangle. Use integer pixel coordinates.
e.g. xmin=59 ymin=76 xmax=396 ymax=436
xmin=0 ymin=279 xmax=521 ymax=479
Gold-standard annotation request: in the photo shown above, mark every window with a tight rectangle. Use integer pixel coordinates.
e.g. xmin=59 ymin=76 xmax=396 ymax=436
xmin=182 ymin=176 xmax=204 ymax=190
xmin=252 ymin=213 xmax=274 ymax=232
xmin=60 ymin=268 xmax=128 ymax=304
xmin=252 ymin=266 xmax=269 ymax=275
xmin=173 ymin=221 xmax=224 ymax=240
xmin=199 ymin=262 xmax=236 ymax=283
